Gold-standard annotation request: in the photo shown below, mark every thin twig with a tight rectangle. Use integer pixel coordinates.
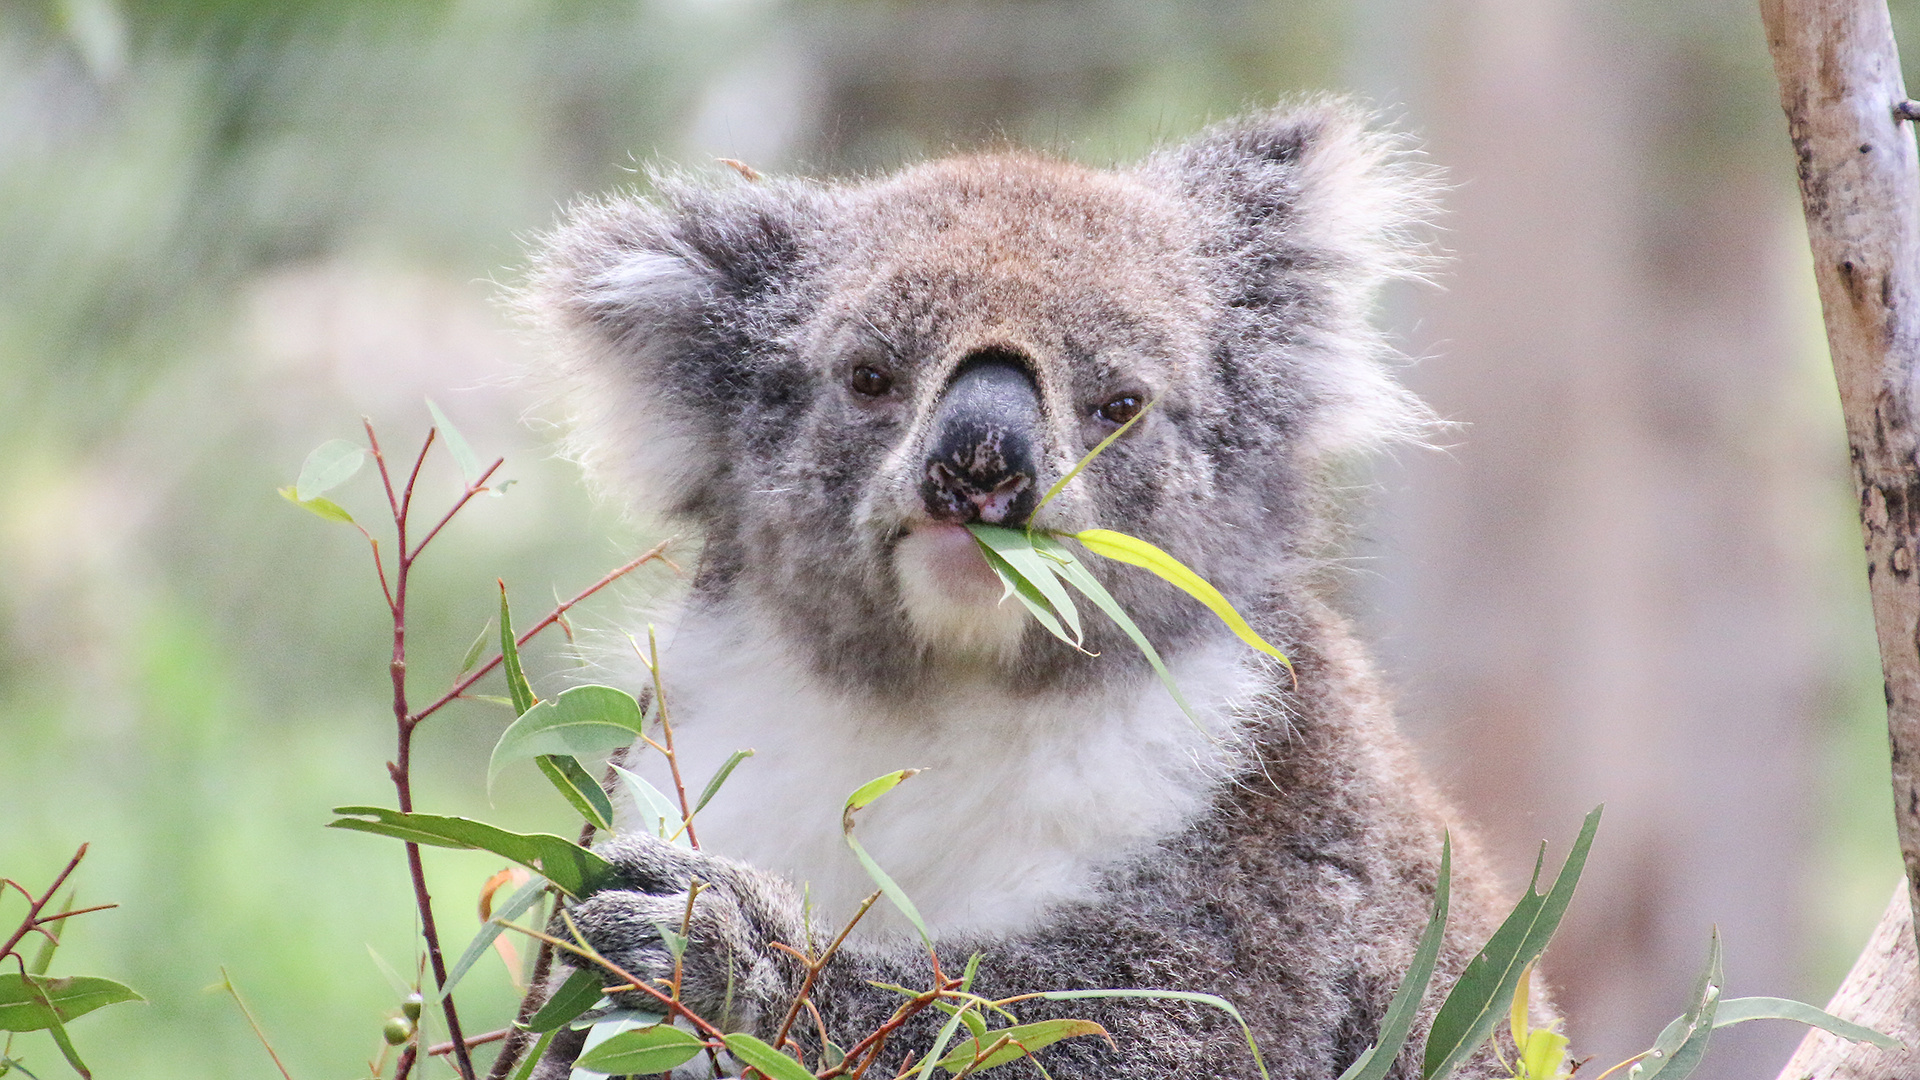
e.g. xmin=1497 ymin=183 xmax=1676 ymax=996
xmin=428 ymin=1029 xmax=510 ymax=1057
xmin=637 ymin=627 xmax=698 ymax=848
xmin=219 ymin=967 xmax=297 ymax=1080
xmin=408 ymin=539 xmax=672 ymax=724
xmin=408 ymin=458 xmax=505 ymax=563
xmin=0 ymin=846 xmax=88 ymax=961
xmin=772 ymin=891 xmax=883 ymax=1052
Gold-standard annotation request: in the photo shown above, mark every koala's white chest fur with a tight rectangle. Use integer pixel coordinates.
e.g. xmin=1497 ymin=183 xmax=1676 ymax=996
xmin=616 ymin=607 xmax=1261 ymax=940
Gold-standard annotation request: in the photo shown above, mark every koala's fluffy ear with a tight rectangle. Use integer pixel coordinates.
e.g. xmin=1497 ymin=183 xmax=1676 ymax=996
xmin=522 ymin=177 xmax=820 ymax=520
xmin=1143 ymin=100 xmax=1437 ymax=460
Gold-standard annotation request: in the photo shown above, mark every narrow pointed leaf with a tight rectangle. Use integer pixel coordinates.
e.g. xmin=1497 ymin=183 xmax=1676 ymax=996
xmin=1032 ymin=532 xmax=1198 ymax=723
xmin=1632 ymin=930 xmax=1722 ymax=1080
xmin=27 ymin=894 xmax=74 ymax=977
xmin=528 ymin=968 xmax=604 ymax=1033
xmin=1711 ymin=997 xmax=1901 ymax=1049
xmin=538 ymin=754 xmax=616 ymax=830
xmin=844 ymin=772 xmax=931 ymax=942
xmin=459 ymin=621 xmax=491 ymax=675
xmin=915 ymin=1001 xmax=978 ymax=1080
xmin=1035 ymin=989 xmax=1269 ymax=1080
xmin=0 ymin=975 xmax=141 ymax=1032
xmin=934 ymin=1019 xmax=1108 ymax=1073
xmin=436 ymin=877 xmax=547 ymax=1004
xmin=1032 ymin=396 xmax=1158 ymax=521
xmin=295 ymin=438 xmax=366 ymax=500
xmin=327 ymin=806 xmax=615 ymax=897
xmin=1338 ymin=837 xmax=1451 ymax=1080
xmin=1072 ymin=528 xmax=1290 ymax=668
xmin=723 ymin=1032 xmax=816 ymax=1080
xmin=693 ymin=749 xmax=756 ymax=814
xmin=426 ymin=398 xmax=482 ymax=485
xmin=976 ymin=543 xmax=1076 ymax=645
xmin=612 ymin=765 xmax=692 ymax=847
xmin=279 ymin=486 xmax=356 ymax=524
xmin=968 ymin=525 xmax=1084 ymax=644
xmin=577 ymin=1023 xmax=705 ymax=1072
xmin=488 ymin=685 xmax=647 ymax=787
xmin=1424 ymin=806 xmax=1602 ymax=1080
xmin=499 ymin=587 xmax=537 ymax=716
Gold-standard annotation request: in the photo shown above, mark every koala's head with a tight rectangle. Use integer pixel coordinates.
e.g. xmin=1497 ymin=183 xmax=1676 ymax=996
xmin=525 ymin=101 xmax=1432 ymax=698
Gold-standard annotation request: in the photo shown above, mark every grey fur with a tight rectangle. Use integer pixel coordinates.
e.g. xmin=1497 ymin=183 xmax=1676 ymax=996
xmin=519 ymin=101 xmax=1539 ymax=1080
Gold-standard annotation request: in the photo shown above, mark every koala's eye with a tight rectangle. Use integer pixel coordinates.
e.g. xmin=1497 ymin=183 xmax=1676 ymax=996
xmin=1096 ymin=394 xmax=1144 ymax=426
xmin=850 ymin=365 xmax=894 ymax=397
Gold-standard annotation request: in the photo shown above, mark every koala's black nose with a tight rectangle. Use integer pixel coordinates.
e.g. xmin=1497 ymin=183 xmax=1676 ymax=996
xmin=921 ymin=351 xmax=1043 ymax=526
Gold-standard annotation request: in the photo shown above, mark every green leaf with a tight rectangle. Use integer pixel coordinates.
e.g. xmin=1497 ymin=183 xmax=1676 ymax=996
xmin=722 ymin=1032 xmax=816 ymax=1080
xmin=612 ymin=765 xmax=693 ymax=847
xmin=577 ymin=1023 xmax=705 ymax=1073
xmin=1031 ymin=396 xmax=1158 ymax=521
xmin=511 ymin=1029 xmax=557 ymax=1080
xmin=933 ymin=1019 xmax=1108 ymax=1073
xmin=278 ymin=485 xmax=356 ymax=524
xmin=1071 ymin=528 xmax=1290 ymax=669
xmin=499 ymin=586 xmax=537 ymax=716
xmin=425 ymin=398 xmax=482 ymax=485
xmin=0 ymin=975 xmax=141 ymax=1032
xmin=935 ymin=1000 xmax=991 ymax=1040
xmin=1632 ymin=930 xmax=1722 ymax=1080
xmin=294 ymin=438 xmax=366 ymax=500
xmin=528 ymin=968 xmax=604 ymax=1034
xmin=1424 ymin=806 xmax=1602 ymax=1080
xmin=693 ymin=749 xmax=756 ymax=815
xmin=1338 ymin=837 xmax=1451 ymax=1080
xmin=1712 ymin=996 xmax=1902 ymax=1050
xmin=1032 ymin=532 xmax=1198 ymax=724
xmin=1034 ymin=989 xmax=1269 ymax=1080
xmin=537 ymin=754 xmax=615 ymax=830
xmin=327 ymin=806 xmax=616 ymax=898
xmin=458 ymin=620 xmax=491 ymax=675
xmin=914 ymin=1002 xmax=977 ymax=1080
xmin=842 ymin=772 xmax=932 ymax=943
xmin=28 ymin=893 xmax=74 ymax=977
xmin=967 ymin=525 xmax=1085 ymax=645
xmin=844 ymin=769 xmax=919 ymax=815
xmin=488 ymin=684 xmax=647 ymax=787
xmin=975 ymin=542 xmax=1077 ymax=645
xmin=435 ymin=877 xmax=547 ymax=1005
xmin=1517 ymin=1027 xmax=1570 ymax=1080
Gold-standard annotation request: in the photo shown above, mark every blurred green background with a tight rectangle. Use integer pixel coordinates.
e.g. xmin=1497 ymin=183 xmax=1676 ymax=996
xmin=1 ymin=0 xmax=1915 ymax=1077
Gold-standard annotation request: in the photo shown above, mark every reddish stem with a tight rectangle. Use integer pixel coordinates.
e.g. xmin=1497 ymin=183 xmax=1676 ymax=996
xmin=0 ymin=844 xmax=88 ymax=961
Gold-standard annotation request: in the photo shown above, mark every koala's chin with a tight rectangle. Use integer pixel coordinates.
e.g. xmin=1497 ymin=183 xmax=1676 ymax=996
xmin=892 ymin=519 xmax=1028 ymax=660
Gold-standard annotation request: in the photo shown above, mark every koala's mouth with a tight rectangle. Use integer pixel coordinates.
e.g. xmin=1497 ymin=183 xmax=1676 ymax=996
xmin=890 ymin=518 xmax=1028 ymax=657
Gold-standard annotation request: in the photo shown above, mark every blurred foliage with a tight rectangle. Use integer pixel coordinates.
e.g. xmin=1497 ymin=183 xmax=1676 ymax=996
xmin=0 ymin=0 xmax=1910 ymax=1076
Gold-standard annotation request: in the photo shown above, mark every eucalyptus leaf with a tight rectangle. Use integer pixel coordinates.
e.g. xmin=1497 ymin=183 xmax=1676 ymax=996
xmin=1031 ymin=396 xmax=1157 ymax=520
xmin=1423 ymin=806 xmax=1602 ymax=1080
xmin=1712 ymin=996 xmax=1900 ymax=1049
xmin=278 ymin=485 xmax=356 ymax=524
xmin=576 ymin=1023 xmax=705 ymax=1073
xmin=967 ymin=525 xmax=1085 ymax=644
xmin=722 ymin=1032 xmax=816 ymax=1080
xmin=1631 ymin=930 xmax=1722 ymax=1080
xmin=537 ymin=754 xmax=616 ymax=830
xmin=1034 ymin=532 xmax=1198 ymax=723
xmin=612 ymin=764 xmax=692 ymax=847
xmin=435 ymin=877 xmax=547 ymax=1005
xmin=1034 ymin=989 xmax=1269 ymax=1080
xmin=1071 ymin=528 xmax=1290 ymax=669
xmin=294 ymin=438 xmax=366 ymax=500
xmin=425 ymin=398 xmax=482 ymax=485
xmin=975 ymin=542 xmax=1077 ymax=645
xmin=842 ymin=772 xmax=932 ymax=942
xmin=693 ymin=749 xmax=756 ymax=815
xmin=459 ymin=620 xmax=491 ymax=675
xmin=529 ymin=968 xmax=604 ymax=1033
xmin=327 ymin=806 xmax=616 ymax=897
xmin=499 ymin=588 xmax=537 ymax=716
xmin=932 ymin=1018 xmax=1107 ymax=1073
xmin=0 ymin=975 xmax=141 ymax=1032
xmin=488 ymin=685 xmax=647 ymax=787
xmin=1337 ymin=837 xmax=1451 ymax=1080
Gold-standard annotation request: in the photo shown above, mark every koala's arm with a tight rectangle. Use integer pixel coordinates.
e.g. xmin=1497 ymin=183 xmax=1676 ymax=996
xmin=532 ymin=834 xmax=1468 ymax=1080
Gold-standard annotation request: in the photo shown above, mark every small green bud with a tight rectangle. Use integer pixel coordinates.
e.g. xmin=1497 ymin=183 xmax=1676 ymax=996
xmin=402 ymin=992 xmax=423 ymax=1021
xmin=383 ymin=1016 xmax=414 ymax=1045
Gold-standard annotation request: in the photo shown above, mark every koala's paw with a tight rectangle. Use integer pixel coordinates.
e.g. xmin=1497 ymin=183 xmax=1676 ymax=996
xmin=555 ymin=833 xmax=804 ymax=1034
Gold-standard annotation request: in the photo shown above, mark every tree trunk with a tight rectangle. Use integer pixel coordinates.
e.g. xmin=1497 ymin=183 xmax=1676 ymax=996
xmin=1775 ymin=882 xmax=1920 ymax=1080
xmin=1759 ymin=0 xmax=1920 ymax=953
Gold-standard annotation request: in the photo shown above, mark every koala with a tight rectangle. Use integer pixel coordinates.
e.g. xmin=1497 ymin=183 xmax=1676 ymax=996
xmin=519 ymin=100 xmax=1530 ymax=1080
